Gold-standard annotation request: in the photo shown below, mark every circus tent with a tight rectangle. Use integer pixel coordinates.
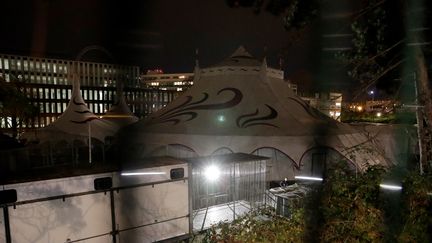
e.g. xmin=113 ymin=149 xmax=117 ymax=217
xmin=22 ymin=75 xmax=117 ymax=143
xmin=122 ymin=46 xmax=393 ymax=180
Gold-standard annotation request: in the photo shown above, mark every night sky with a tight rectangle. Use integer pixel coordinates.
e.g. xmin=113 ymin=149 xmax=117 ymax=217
xmin=0 ymin=0 xmax=315 ymax=74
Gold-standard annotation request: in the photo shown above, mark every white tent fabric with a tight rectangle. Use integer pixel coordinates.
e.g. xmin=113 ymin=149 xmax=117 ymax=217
xmin=101 ymin=82 xmax=138 ymax=129
xmin=125 ymin=46 xmax=393 ymax=178
xmin=22 ymin=75 xmax=117 ymax=143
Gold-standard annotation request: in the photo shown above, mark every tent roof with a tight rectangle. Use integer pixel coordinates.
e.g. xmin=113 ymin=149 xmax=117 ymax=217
xmin=130 ymin=47 xmax=354 ymax=137
xmin=101 ymin=82 xmax=138 ymax=127
xmin=23 ymin=75 xmax=116 ymax=142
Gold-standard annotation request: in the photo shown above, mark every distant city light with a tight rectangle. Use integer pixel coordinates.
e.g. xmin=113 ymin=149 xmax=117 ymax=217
xmin=204 ymin=165 xmax=221 ymax=181
xmin=178 ymin=75 xmax=186 ymax=79
xmin=379 ymin=184 xmax=402 ymax=191
xmin=295 ymin=176 xmax=323 ymax=181
xmin=121 ymin=171 xmax=166 ymax=176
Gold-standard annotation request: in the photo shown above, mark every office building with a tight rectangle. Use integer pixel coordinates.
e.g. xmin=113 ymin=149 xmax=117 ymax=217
xmin=0 ymin=54 xmax=177 ymax=135
xmin=141 ymin=70 xmax=194 ymax=91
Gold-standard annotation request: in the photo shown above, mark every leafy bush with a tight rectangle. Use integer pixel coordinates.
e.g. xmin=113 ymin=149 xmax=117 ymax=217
xmin=203 ymin=161 xmax=432 ymax=243
xmin=204 ymin=207 xmax=305 ymax=243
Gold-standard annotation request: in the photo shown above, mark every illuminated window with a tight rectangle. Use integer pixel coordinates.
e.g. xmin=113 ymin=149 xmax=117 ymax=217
xmin=177 ymin=88 xmax=183 ymax=91
xmin=335 ymin=102 xmax=341 ymax=107
xmin=178 ymin=75 xmax=186 ymax=79
xmin=336 ymin=112 xmax=341 ymax=117
xmin=4 ymin=59 xmax=9 ymax=69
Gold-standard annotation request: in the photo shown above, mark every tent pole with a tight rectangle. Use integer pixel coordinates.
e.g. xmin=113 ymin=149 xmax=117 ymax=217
xmin=88 ymin=122 xmax=92 ymax=164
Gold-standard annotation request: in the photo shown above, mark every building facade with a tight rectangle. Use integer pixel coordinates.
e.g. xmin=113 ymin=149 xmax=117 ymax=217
xmin=0 ymin=54 xmax=178 ymax=135
xmin=300 ymin=92 xmax=343 ymax=121
xmin=141 ymin=70 xmax=194 ymax=91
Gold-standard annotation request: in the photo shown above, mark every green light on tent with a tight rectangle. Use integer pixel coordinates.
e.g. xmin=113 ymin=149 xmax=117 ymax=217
xmin=217 ymin=115 xmax=225 ymax=123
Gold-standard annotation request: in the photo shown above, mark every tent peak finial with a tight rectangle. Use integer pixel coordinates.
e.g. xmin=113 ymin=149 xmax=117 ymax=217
xmin=230 ymin=45 xmax=253 ymax=58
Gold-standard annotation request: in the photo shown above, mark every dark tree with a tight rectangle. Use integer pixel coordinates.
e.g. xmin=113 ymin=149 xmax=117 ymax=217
xmin=0 ymin=77 xmax=39 ymax=138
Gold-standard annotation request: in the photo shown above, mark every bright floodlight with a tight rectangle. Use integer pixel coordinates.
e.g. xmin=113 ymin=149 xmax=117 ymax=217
xmin=379 ymin=184 xmax=402 ymax=191
xmin=295 ymin=176 xmax=323 ymax=181
xmin=204 ymin=165 xmax=221 ymax=182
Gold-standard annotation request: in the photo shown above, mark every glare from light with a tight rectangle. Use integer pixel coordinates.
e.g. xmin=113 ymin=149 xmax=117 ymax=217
xmin=376 ymin=112 xmax=382 ymax=117
xmin=121 ymin=171 xmax=166 ymax=176
xmin=369 ymin=90 xmax=374 ymax=95
xmin=357 ymin=106 xmax=363 ymax=111
xmin=204 ymin=165 xmax=221 ymax=182
xmin=379 ymin=184 xmax=402 ymax=191
xmin=295 ymin=176 xmax=323 ymax=181
xmin=217 ymin=115 xmax=225 ymax=122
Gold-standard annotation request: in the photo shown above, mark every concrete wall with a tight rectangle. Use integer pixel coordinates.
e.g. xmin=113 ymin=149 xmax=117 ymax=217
xmin=0 ymin=163 xmax=189 ymax=243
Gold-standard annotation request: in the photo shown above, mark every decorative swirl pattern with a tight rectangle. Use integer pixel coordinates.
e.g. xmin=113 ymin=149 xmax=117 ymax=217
xmin=74 ymin=110 xmax=92 ymax=114
xmin=150 ymin=87 xmax=243 ymax=125
xmin=70 ymin=96 xmax=98 ymax=124
xmin=73 ymin=97 xmax=86 ymax=106
xmin=237 ymin=104 xmax=279 ymax=128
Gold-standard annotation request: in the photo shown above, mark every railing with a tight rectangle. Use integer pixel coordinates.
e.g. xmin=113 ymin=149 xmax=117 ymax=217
xmin=0 ymin=142 xmax=119 ymax=184
xmin=1 ymin=177 xmax=189 ymax=243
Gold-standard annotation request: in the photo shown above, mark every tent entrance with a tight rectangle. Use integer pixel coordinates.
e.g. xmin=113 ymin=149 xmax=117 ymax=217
xmin=187 ymin=153 xmax=268 ymax=232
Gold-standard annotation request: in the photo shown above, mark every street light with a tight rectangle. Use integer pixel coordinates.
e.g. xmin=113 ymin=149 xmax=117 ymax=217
xmin=369 ymin=90 xmax=375 ymax=101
